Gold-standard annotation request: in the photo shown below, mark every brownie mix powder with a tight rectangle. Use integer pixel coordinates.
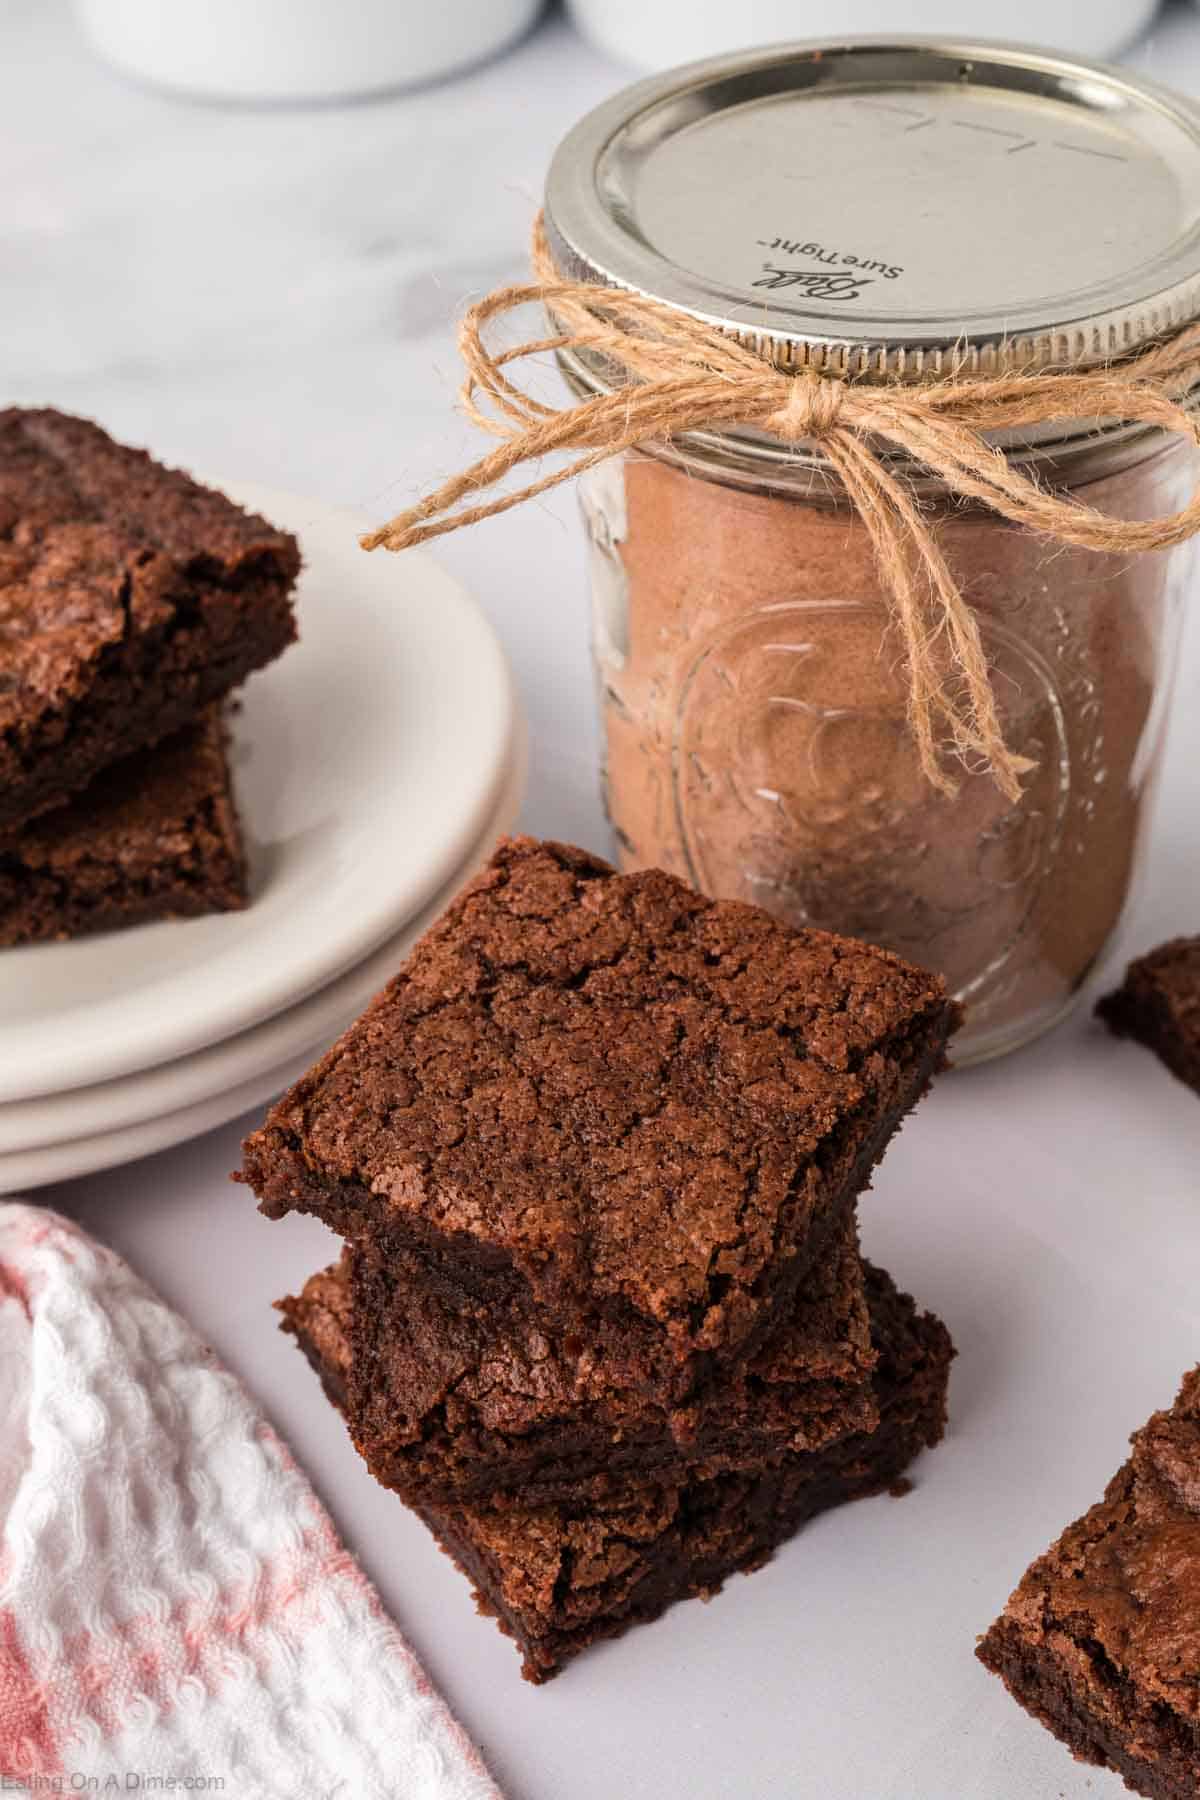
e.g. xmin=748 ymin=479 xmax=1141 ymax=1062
xmin=584 ymin=439 xmax=1194 ymax=1056
xmin=366 ymin=41 xmax=1200 ymax=1059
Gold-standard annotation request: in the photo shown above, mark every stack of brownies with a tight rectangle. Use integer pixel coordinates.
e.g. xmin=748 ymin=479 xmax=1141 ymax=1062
xmin=0 ymin=407 xmax=300 ymax=946
xmin=240 ymin=836 xmax=960 ymax=1681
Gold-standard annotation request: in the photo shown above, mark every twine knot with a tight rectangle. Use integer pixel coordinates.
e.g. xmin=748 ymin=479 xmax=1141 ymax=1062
xmin=362 ymin=210 xmax=1200 ymax=802
xmin=766 ymin=370 xmax=846 ymax=442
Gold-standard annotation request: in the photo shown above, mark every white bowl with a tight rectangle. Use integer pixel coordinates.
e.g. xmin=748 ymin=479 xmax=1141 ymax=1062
xmin=567 ymin=1 xmax=1161 ymax=69
xmin=75 ymin=0 xmax=545 ymax=103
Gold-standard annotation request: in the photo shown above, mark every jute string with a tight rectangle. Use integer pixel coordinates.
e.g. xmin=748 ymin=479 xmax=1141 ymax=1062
xmin=363 ymin=212 xmax=1200 ymax=800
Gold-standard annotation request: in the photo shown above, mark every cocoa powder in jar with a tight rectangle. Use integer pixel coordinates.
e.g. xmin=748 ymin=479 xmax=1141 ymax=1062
xmin=585 ymin=435 xmax=1195 ymax=1060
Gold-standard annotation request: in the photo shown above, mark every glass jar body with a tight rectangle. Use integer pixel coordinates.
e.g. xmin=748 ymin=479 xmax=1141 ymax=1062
xmin=580 ymin=431 xmax=1195 ymax=1064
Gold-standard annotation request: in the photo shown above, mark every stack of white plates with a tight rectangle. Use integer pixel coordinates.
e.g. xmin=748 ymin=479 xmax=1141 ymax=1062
xmin=0 ymin=483 xmax=526 ymax=1193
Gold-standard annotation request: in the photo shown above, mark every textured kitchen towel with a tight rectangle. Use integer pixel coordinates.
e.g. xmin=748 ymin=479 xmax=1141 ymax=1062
xmin=0 ymin=1203 xmax=500 ymax=1800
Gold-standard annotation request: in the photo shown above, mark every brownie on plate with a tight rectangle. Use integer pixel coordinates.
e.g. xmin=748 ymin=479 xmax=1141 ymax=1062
xmin=0 ymin=408 xmax=299 ymax=829
xmin=1097 ymin=937 xmax=1200 ymax=1099
xmin=278 ymin=1215 xmax=878 ymax=1507
xmin=242 ymin=836 xmax=958 ymax=1404
xmin=978 ymin=1365 xmax=1200 ymax=1800
xmin=0 ymin=709 xmax=246 ymax=947
xmin=286 ymin=1254 xmax=954 ymax=1682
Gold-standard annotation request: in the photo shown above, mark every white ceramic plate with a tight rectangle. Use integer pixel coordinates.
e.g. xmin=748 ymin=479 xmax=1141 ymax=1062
xmin=0 ymin=714 xmax=526 ymax=1156
xmin=0 ymin=1052 xmax=320 ymax=1196
xmin=0 ymin=481 xmax=517 ymax=1104
xmin=0 ymin=725 xmax=526 ymax=1191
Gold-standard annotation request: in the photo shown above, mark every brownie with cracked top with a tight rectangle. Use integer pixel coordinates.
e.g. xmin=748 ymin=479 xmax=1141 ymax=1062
xmin=978 ymin=1365 xmax=1200 ymax=1800
xmin=278 ymin=1212 xmax=877 ymax=1507
xmin=241 ymin=836 xmax=958 ymax=1403
xmin=0 ymin=407 xmax=298 ymax=829
xmin=284 ymin=1253 xmax=953 ymax=1682
xmin=1098 ymin=937 xmax=1200 ymax=1099
xmin=0 ymin=708 xmax=246 ymax=946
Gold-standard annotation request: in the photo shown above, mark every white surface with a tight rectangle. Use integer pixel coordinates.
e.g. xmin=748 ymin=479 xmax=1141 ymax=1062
xmin=0 ymin=482 xmax=517 ymax=1103
xmin=567 ymin=0 xmax=1160 ymax=63
xmin=4 ymin=5 xmax=1200 ymax=1798
xmin=0 ymin=712 xmax=526 ymax=1167
xmin=74 ymin=0 xmax=544 ymax=102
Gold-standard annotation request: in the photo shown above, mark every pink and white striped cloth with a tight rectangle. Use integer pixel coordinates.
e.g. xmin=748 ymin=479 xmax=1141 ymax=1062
xmin=0 ymin=1203 xmax=501 ymax=1799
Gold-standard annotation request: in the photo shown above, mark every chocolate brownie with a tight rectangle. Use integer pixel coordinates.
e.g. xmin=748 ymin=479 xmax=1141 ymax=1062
xmin=978 ymin=1360 xmax=1200 ymax=1800
xmin=0 ymin=709 xmax=246 ymax=946
xmin=242 ymin=836 xmax=957 ymax=1403
xmin=286 ymin=1255 xmax=953 ymax=1683
xmin=279 ymin=1215 xmax=877 ymax=1507
xmin=978 ymin=1365 xmax=1200 ymax=1800
xmin=1097 ymin=937 xmax=1200 ymax=1098
xmin=0 ymin=408 xmax=298 ymax=829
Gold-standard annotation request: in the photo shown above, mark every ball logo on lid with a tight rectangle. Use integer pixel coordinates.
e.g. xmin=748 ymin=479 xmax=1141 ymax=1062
xmin=754 ymin=265 xmax=876 ymax=301
xmin=750 ymin=234 xmax=906 ymax=300
xmin=549 ymin=40 xmax=1200 ymax=370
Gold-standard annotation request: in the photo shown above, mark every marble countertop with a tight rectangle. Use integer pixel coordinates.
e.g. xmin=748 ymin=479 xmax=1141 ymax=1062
xmin=5 ymin=5 xmax=1200 ymax=1798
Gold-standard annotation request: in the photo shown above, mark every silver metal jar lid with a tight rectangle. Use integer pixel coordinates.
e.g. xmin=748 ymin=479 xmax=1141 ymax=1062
xmin=544 ymin=37 xmax=1200 ymax=378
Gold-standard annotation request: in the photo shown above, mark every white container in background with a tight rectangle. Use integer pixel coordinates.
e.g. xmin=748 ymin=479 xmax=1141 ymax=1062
xmin=568 ymin=0 xmax=1160 ymax=69
xmin=75 ymin=0 xmax=545 ymax=103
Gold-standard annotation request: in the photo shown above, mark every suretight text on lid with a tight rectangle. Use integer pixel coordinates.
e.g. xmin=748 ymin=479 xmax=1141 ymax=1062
xmin=545 ymin=36 xmax=1200 ymax=375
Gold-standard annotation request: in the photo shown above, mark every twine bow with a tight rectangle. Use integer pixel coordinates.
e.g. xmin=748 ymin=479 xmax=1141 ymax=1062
xmin=363 ymin=213 xmax=1200 ymax=800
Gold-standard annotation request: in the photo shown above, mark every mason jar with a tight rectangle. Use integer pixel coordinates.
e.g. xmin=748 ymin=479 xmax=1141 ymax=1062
xmin=544 ymin=39 xmax=1200 ymax=1063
